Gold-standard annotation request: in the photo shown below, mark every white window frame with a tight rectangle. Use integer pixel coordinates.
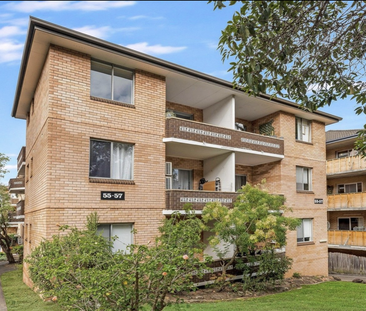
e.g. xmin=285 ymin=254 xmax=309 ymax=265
xmin=97 ymin=223 xmax=133 ymax=253
xmin=337 ymin=182 xmax=362 ymax=194
xmin=296 ymin=166 xmax=312 ymax=191
xmin=296 ymin=117 xmax=311 ymax=142
xmin=90 ymin=60 xmax=134 ymax=104
xmin=297 ymin=218 xmax=313 ymax=243
xmin=89 ymin=139 xmax=134 ymax=180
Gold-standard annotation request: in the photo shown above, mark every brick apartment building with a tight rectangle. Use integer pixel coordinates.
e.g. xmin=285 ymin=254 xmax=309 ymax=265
xmin=12 ymin=17 xmax=342 ymax=285
xmin=326 ymin=130 xmax=366 ymax=255
xmin=7 ymin=146 xmax=26 ymax=244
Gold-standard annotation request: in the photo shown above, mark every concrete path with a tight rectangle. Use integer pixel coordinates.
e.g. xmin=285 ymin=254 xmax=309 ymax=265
xmin=331 ymin=273 xmax=366 ymax=282
xmin=0 ymin=262 xmax=17 ymax=311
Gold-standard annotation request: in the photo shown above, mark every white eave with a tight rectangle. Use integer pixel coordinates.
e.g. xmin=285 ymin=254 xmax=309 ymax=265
xmin=12 ymin=17 xmax=342 ymax=127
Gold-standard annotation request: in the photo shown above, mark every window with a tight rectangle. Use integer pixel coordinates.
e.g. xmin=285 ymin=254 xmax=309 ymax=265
xmin=89 ymin=140 xmax=133 ymax=180
xmin=172 ymin=169 xmax=192 ymax=190
xmin=235 ymin=175 xmax=247 ymax=191
xmin=296 ymin=117 xmax=311 ymax=142
xmin=338 ymin=217 xmax=363 ymax=230
xmin=338 ymin=182 xmax=362 ymax=194
xmin=97 ymin=224 xmax=133 ymax=253
xmin=91 ymin=61 xmax=133 ymax=104
xmin=166 ymin=110 xmax=193 ymax=120
xmin=259 ymin=120 xmax=274 ymax=136
xmin=336 ymin=149 xmax=357 ymax=158
xmin=296 ymin=167 xmax=312 ymax=191
xmin=297 ymin=219 xmax=313 ymax=243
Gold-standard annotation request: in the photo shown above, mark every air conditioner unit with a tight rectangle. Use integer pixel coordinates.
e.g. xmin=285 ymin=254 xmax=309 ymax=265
xmin=165 ymin=162 xmax=172 ymax=176
xmin=166 ymin=177 xmax=172 ymax=189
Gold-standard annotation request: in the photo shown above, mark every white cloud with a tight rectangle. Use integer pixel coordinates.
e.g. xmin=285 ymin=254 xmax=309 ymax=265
xmin=129 ymin=15 xmax=163 ymax=21
xmin=125 ymin=42 xmax=186 ymax=55
xmin=0 ymin=26 xmax=25 ymax=38
xmin=4 ymin=165 xmax=17 ymax=170
xmin=3 ymin=1 xmax=136 ymax=13
xmin=73 ymin=26 xmax=113 ymax=39
xmin=5 ymin=154 xmax=18 ymax=157
xmin=206 ymin=41 xmax=219 ymax=49
xmin=73 ymin=25 xmax=139 ymax=39
xmin=0 ymin=40 xmax=23 ymax=63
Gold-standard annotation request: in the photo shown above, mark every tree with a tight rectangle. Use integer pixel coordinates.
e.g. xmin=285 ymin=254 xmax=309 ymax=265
xmin=0 ymin=153 xmax=10 ymax=180
xmin=0 ymin=153 xmax=15 ymax=263
xmin=202 ymin=182 xmax=299 ymax=289
xmin=211 ymin=1 xmax=366 ymax=154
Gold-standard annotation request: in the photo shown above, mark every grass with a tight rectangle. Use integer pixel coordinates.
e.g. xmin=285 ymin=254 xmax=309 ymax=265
xmin=1 ymin=265 xmax=61 ymax=311
xmin=165 ymin=282 xmax=366 ymax=311
xmin=1 ymin=268 xmax=366 ymax=311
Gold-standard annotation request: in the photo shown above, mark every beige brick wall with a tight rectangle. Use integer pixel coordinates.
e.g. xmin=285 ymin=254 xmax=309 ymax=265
xmin=23 ymin=44 xmax=330 ymax=285
xmin=23 ymin=46 xmax=167 ymax=284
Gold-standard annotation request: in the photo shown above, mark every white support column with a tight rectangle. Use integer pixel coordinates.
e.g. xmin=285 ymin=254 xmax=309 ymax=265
xmin=203 ymin=95 xmax=235 ymax=129
xmin=204 ymin=152 xmax=235 ymax=192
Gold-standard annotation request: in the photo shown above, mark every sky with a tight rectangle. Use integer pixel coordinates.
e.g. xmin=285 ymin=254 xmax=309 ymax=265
xmin=0 ymin=1 xmax=365 ymax=184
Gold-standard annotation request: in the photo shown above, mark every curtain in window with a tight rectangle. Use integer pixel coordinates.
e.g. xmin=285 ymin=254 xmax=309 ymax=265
xmin=172 ymin=169 xmax=191 ymax=190
xmin=111 ymin=224 xmax=132 ymax=253
xmin=296 ymin=167 xmax=302 ymax=190
xmin=112 ymin=143 xmax=133 ymax=180
xmin=302 ymin=119 xmax=311 ymax=142
xmin=297 ymin=219 xmax=312 ymax=242
xmin=303 ymin=219 xmax=312 ymax=240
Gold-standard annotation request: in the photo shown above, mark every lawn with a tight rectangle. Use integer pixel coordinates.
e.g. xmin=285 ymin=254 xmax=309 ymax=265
xmin=2 ymin=267 xmax=366 ymax=311
xmin=165 ymin=281 xmax=366 ymax=311
xmin=1 ymin=266 xmax=61 ymax=311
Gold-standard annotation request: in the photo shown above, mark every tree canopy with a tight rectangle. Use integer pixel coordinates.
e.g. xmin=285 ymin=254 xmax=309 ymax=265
xmin=211 ymin=0 xmax=366 ymax=154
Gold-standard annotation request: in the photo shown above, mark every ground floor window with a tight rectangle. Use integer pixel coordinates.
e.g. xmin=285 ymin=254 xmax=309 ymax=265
xmin=338 ymin=217 xmax=363 ymax=230
xmin=97 ymin=223 xmax=133 ymax=253
xmin=297 ymin=219 xmax=313 ymax=243
xmin=235 ymin=175 xmax=247 ymax=191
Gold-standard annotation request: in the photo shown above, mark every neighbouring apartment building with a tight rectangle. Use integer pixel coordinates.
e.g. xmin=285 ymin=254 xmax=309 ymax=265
xmin=7 ymin=146 xmax=26 ymax=245
xmin=12 ymin=18 xmax=342 ymax=286
xmin=326 ymin=130 xmax=366 ymax=255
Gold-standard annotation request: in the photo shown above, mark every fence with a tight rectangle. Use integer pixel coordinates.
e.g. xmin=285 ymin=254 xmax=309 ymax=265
xmin=329 ymin=252 xmax=366 ymax=275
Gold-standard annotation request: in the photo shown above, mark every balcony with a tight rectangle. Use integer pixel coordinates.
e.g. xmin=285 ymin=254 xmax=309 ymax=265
xmin=8 ymin=178 xmax=25 ymax=194
xmin=328 ymin=230 xmax=366 ymax=249
xmin=164 ymin=118 xmax=284 ymax=166
xmin=165 ymin=190 xmax=238 ymax=211
xmin=328 ymin=192 xmax=366 ymax=210
xmin=327 ymin=155 xmax=366 ymax=178
xmin=17 ymin=146 xmax=26 ymax=175
xmin=16 ymin=200 xmax=24 ymax=216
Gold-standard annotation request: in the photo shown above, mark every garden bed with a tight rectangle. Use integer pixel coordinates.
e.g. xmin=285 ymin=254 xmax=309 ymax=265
xmin=168 ymin=275 xmax=337 ymax=303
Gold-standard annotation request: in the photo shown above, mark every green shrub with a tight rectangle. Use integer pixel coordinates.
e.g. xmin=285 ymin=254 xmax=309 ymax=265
xmin=26 ymin=210 xmax=210 ymax=311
